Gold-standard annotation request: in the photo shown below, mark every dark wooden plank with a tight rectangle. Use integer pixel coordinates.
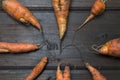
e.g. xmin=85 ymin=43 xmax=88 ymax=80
xmin=0 ymin=10 xmax=120 ymax=68
xmin=0 ymin=69 xmax=119 ymax=80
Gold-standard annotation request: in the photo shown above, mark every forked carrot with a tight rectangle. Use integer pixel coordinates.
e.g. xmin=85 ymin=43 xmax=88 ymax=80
xmin=76 ymin=0 xmax=107 ymax=31
xmin=56 ymin=65 xmax=71 ymax=80
xmin=24 ymin=56 xmax=48 ymax=80
xmin=2 ymin=0 xmax=42 ymax=30
xmin=52 ymin=0 xmax=71 ymax=39
xmin=85 ymin=63 xmax=107 ymax=80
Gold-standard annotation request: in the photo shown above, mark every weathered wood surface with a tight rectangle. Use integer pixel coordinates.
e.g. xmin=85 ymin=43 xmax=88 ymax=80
xmin=0 ymin=0 xmax=120 ymax=80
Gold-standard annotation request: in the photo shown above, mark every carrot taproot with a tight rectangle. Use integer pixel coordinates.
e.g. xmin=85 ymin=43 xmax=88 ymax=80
xmin=92 ymin=38 xmax=120 ymax=57
xmin=63 ymin=65 xmax=71 ymax=80
xmin=52 ymin=0 xmax=71 ymax=39
xmin=56 ymin=65 xmax=63 ymax=80
xmin=76 ymin=0 xmax=106 ymax=31
xmin=85 ymin=63 xmax=107 ymax=80
xmin=0 ymin=42 xmax=39 ymax=53
xmin=2 ymin=0 xmax=42 ymax=30
xmin=24 ymin=56 xmax=48 ymax=80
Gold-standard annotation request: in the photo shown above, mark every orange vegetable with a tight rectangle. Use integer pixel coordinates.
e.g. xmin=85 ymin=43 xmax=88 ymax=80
xmin=92 ymin=38 xmax=120 ymax=57
xmin=85 ymin=63 xmax=107 ymax=80
xmin=56 ymin=65 xmax=71 ymax=80
xmin=0 ymin=42 xmax=39 ymax=53
xmin=76 ymin=0 xmax=106 ymax=31
xmin=24 ymin=56 xmax=48 ymax=80
xmin=2 ymin=0 xmax=42 ymax=30
xmin=52 ymin=0 xmax=71 ymax=39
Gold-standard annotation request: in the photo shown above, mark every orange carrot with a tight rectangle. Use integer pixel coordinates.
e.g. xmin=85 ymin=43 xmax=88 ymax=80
xmin=76 ymin=0 xmax=106 ymax=31
xmin=0 ymin=42 xmax=39 ymax=53
xmin=24 ymin=56 xmax=48 ymax=80
xmin=92 ymin=38 xmax=120 ymax=57
xmin=56 ymin=65 xmax=71 ymax=80
xmin=63 ymin=66 xmax=71 ymax=80
xmin=56 ymin=65 xmax=63 ymax=80
xmin=2 ymin=0 xmax=42 ymax=30
xmin=85 ymin=63 xmax=107 ymax=80
xmin=52 ymin=0 xmax=71 ymax=39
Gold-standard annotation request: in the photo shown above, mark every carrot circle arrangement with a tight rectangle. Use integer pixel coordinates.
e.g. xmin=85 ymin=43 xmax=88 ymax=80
xmin=0 ymin=0 xmax=119 ymax=79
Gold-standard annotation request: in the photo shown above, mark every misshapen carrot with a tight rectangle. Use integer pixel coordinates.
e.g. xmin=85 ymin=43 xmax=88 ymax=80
xmin=24 ymin=56 xmax=48 ymax=80
xmin=92 ymin=38 xmax=120 ymax=57
xmin=85 ymin=63 xmax=107 ymax=80
xmin=2 ymin=0 xmax=42 ymax=30
xmin=56 ymin=65 xmax=71 ymax=80
xmin=76 ymin=0 xmax=106 ymax=31
xmin=0 ymin=42 xmax=39 ymax=53
xmin=52 ymin=0 xmax=71 ymax=39
xmin=63 ymin=66 xmax=71 ymax=80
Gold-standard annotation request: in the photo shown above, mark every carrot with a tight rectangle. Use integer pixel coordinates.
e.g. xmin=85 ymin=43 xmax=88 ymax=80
xmin=56 ymin=65 xmax=63 ymax=80
xmin=76 ymin=0 xmax=106 ymax=31
xmin=24 ymin=56 xmax=48 ymax=80
xmin=2 ymin=0 xmax=42 ymax=30
xmin=52 ymin=0 xmax=71 ymax=39
xmin=85 ymin=63 xmax=107 ymax=80
xmin=63 ymin=66 xmax=71 ymax=80
xmin=56 ymin=65 xmax=71 ymax=80
xmin=0 ymin=42 xmax=39 ymax=53
xmin=92 ymin=38 xmax=120 ymax=57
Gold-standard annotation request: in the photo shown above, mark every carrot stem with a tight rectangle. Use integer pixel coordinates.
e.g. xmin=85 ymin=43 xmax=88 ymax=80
xmin=102 ymin=0 xmax=107 ymax=3
xmin=75 ymin=14 xmax=94 ymax=32
xmin=91 ymin=44 xmax=103 ymax=53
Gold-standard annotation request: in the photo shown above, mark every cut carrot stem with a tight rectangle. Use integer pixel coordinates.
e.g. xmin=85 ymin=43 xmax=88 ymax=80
xmin=85 ymin=63 xmax=107 ymax=80
xmin=24 ymin=56 xmax=48 ymax=80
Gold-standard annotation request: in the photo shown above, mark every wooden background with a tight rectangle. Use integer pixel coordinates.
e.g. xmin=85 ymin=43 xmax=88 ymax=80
xmin=0 ymin=0 xmax=120 ymax=80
